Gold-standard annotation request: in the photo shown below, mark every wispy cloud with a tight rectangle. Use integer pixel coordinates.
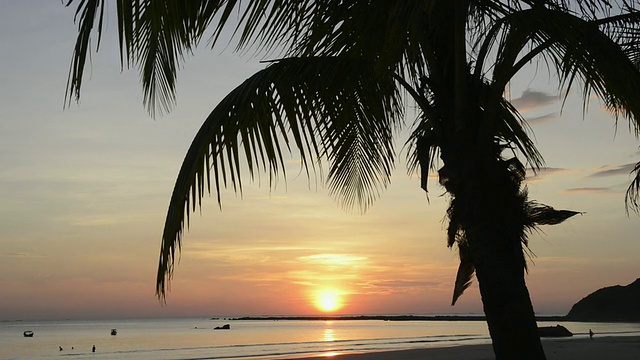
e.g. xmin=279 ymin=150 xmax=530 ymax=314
xmin=526 ymin=167 xmax=577 ymax=183
xmin=298 ymin=254 xmax=367 ymax=265
xmin=561 ymin=187 xmax=616 ymax=195
xmin=355 ymin=279 xmax=442 ymax=296
xmin=538 ymin=167 xmax=574 ymax=175
xmin=0 ymin=252 xmax=46 ymax=258
xmin=525 ymin=177 xmax=545 ymax=184
xmin=287 ymin=269 xmax=360 ymax=285
xmin=511 ymin=89 xmax=559 ymax=111
xmin=586 ymin=163 xmax=637 ymax=178
xmin=525 ymin=112 xmax=558 ymax=125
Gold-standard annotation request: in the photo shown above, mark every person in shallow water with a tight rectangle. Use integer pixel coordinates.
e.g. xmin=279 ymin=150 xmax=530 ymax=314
xmin=92 ymin=345 xmax=96 ymax=352
xmin=589 ymin=329 xmax=594 ymax=339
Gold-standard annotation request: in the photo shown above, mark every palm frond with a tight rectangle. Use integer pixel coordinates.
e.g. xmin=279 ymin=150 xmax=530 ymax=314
xmin=444 ymin=193 xmax=476 ymax=305
xmin=67 ymin=0 xmax=221 ymax=114
xmin=157 ymin=56 xmax=402 ymax=298
xmin=291 ymin=1 xmax=436 ymax=85
xmin=525 ymin=200 xmax=582 ymax=227
xmin=474 ymin=5 xmax=640 ymax=135
xmin=223 ymin=0 xmax=315 ymax=55
xmin=405 ymin=112 xmax=441 ymax=195
xmin=129 ymin=1 xmax=249 ymax=116
xmin=415 ymin=135 xmax=436 ymax=193
xmin=323 ymin=101 xmax=400 ymax=210
xmin=625 ymin=160 xmax=640 ymax=214
xmin=451 ymin=241 xmax=475 ymax=306
xmin=495 ymin=97 xmax=545 ymax=171
xmin=65 ymin=0 xmax=106 ymax=107
xmin=67 ymin=0 xmax=321 ymax=115
xmin=405 ymin=85 xmax=545 ymax=192
xmin=515 ymin=7 xmax=640 ymax=132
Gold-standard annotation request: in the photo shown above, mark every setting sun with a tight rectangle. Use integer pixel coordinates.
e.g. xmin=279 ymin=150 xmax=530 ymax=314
xmin=314 ymin=290 xmax=344 ymax=313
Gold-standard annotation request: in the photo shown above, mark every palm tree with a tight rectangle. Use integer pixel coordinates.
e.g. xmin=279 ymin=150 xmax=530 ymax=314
xmin=65 ymin=1 xmax=640 ymax=358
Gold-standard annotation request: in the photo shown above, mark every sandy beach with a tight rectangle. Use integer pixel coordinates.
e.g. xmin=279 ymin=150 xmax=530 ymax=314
xmin=281 ymin=336 xmax=640 ymax=360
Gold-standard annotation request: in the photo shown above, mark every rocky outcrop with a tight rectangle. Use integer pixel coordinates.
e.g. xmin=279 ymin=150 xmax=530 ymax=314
xmin=538 ymin=325 xmax=573 ymax=337
xmin=566 ymin=278 xmax=640 ymax=322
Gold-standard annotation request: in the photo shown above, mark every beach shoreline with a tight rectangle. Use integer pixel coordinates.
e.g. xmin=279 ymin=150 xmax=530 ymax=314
xmin=269 ymin=335 xmax=640 ymax=360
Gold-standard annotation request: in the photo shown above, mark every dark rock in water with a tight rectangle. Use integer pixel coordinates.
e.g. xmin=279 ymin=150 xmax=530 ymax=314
xmin=566 ymin=278 xmax=640 ymax=322
xmin=214 ymin=324 xmax=231 ymax=330
xmin=538 ymin=324 xmax=573 ymax=337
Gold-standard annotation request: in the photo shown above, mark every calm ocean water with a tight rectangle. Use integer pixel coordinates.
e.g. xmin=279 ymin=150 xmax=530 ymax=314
xmin=1 ymin=317 xmax=639 ymax=360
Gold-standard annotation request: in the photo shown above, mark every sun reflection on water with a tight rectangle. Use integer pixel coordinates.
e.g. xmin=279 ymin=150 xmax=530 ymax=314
xmin=323 ymin=327 xmax=335 ymax=342
xmin=320 ymin=320 xmax=337 ymax=356
xmin=320 ymin=351 xmax=342 ymax=357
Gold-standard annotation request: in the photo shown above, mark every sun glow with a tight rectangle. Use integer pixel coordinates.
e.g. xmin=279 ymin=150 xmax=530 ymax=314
xmin=314 ymin=290 xmax=344 ymax=313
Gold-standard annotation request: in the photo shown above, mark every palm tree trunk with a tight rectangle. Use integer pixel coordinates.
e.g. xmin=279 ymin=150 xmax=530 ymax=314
xmin=472 ymin=232 xmax=546 ymax=359
xmin=466 ymin=164 xmax=546 ymax=359
xmin=441 ymin=146 xmax=547 ymax=359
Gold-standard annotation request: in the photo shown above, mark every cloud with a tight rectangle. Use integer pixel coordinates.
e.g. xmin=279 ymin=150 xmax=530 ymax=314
xmin=355 ymin=279 xmax=442 ymax=295
xmin=298 ymin=254 xmax=367 ymax=265
xmin=364 ymin=279 xmax=440 ymax=289
xmin=586 ymin=163 xmax=637 ymax=178
xmin=561 ymin=187 xmax=615 ymax=195
xmin=0 ymin=252 xmax=46 ymax=258
xmin=511 ymin=89 xmax=559 ymax=111
xmin=287 ymin=270 xmax=359 ymax=284
xmin=537 ymin=167 xmax=573 ymax=175
xmin=524 ymin=177 xmax=545 ymax=184
xmin=525 ymin=112 xmax=558 ymax=125
xmin=525 ymin=167 xmax=576 ymax=183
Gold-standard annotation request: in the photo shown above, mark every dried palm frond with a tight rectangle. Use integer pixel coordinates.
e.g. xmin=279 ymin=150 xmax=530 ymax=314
xmin=452 ymin=240 xmax=475 ymax=306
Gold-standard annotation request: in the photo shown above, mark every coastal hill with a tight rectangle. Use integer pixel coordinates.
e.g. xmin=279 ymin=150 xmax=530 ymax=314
xmin=566 ymin=278 xmax=640 ymax=322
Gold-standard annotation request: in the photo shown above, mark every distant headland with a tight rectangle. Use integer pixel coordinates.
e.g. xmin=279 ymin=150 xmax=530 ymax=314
xmin=223 ymin=314 xmax=566 ymax=322
xmin=566 ymin=278 xmax=640 ymax=322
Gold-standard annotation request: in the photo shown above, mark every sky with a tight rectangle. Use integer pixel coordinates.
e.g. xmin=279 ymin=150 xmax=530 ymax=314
xmin=1 ymin=2 xmax=639 ymax=321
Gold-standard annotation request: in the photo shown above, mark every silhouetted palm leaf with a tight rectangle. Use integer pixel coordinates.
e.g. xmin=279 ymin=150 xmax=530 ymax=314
xmin=626 ymin=161 xmax=640 ymax=213
xmin=157 ymin=56 xmax=402 ymax=297
xmin=526 ymin=202 xmax=582 ymax=227
xmin=487 ymin=7 xmax=640 ymax=127
xmin=452 ymin=240 xmax=475 ymax=306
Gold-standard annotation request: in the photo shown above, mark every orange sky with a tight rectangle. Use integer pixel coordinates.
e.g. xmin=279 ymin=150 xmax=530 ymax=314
xmin=0 ymin=2 xmax=639 ymax=321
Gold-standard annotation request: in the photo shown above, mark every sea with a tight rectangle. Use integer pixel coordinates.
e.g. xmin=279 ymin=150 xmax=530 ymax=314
xmin=1 ymin=317 xmax=639 ymax=360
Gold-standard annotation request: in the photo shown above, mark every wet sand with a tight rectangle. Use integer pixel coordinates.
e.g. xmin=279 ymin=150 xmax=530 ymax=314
xmin=278 ymin=335 xmax=640 ymax=360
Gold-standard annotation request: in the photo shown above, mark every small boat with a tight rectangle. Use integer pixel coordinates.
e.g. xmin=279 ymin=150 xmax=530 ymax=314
xmin=23 ymin=331 xmax=34 ymax=337
xmin=110 ymin=329 xmax=117 ymax=336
